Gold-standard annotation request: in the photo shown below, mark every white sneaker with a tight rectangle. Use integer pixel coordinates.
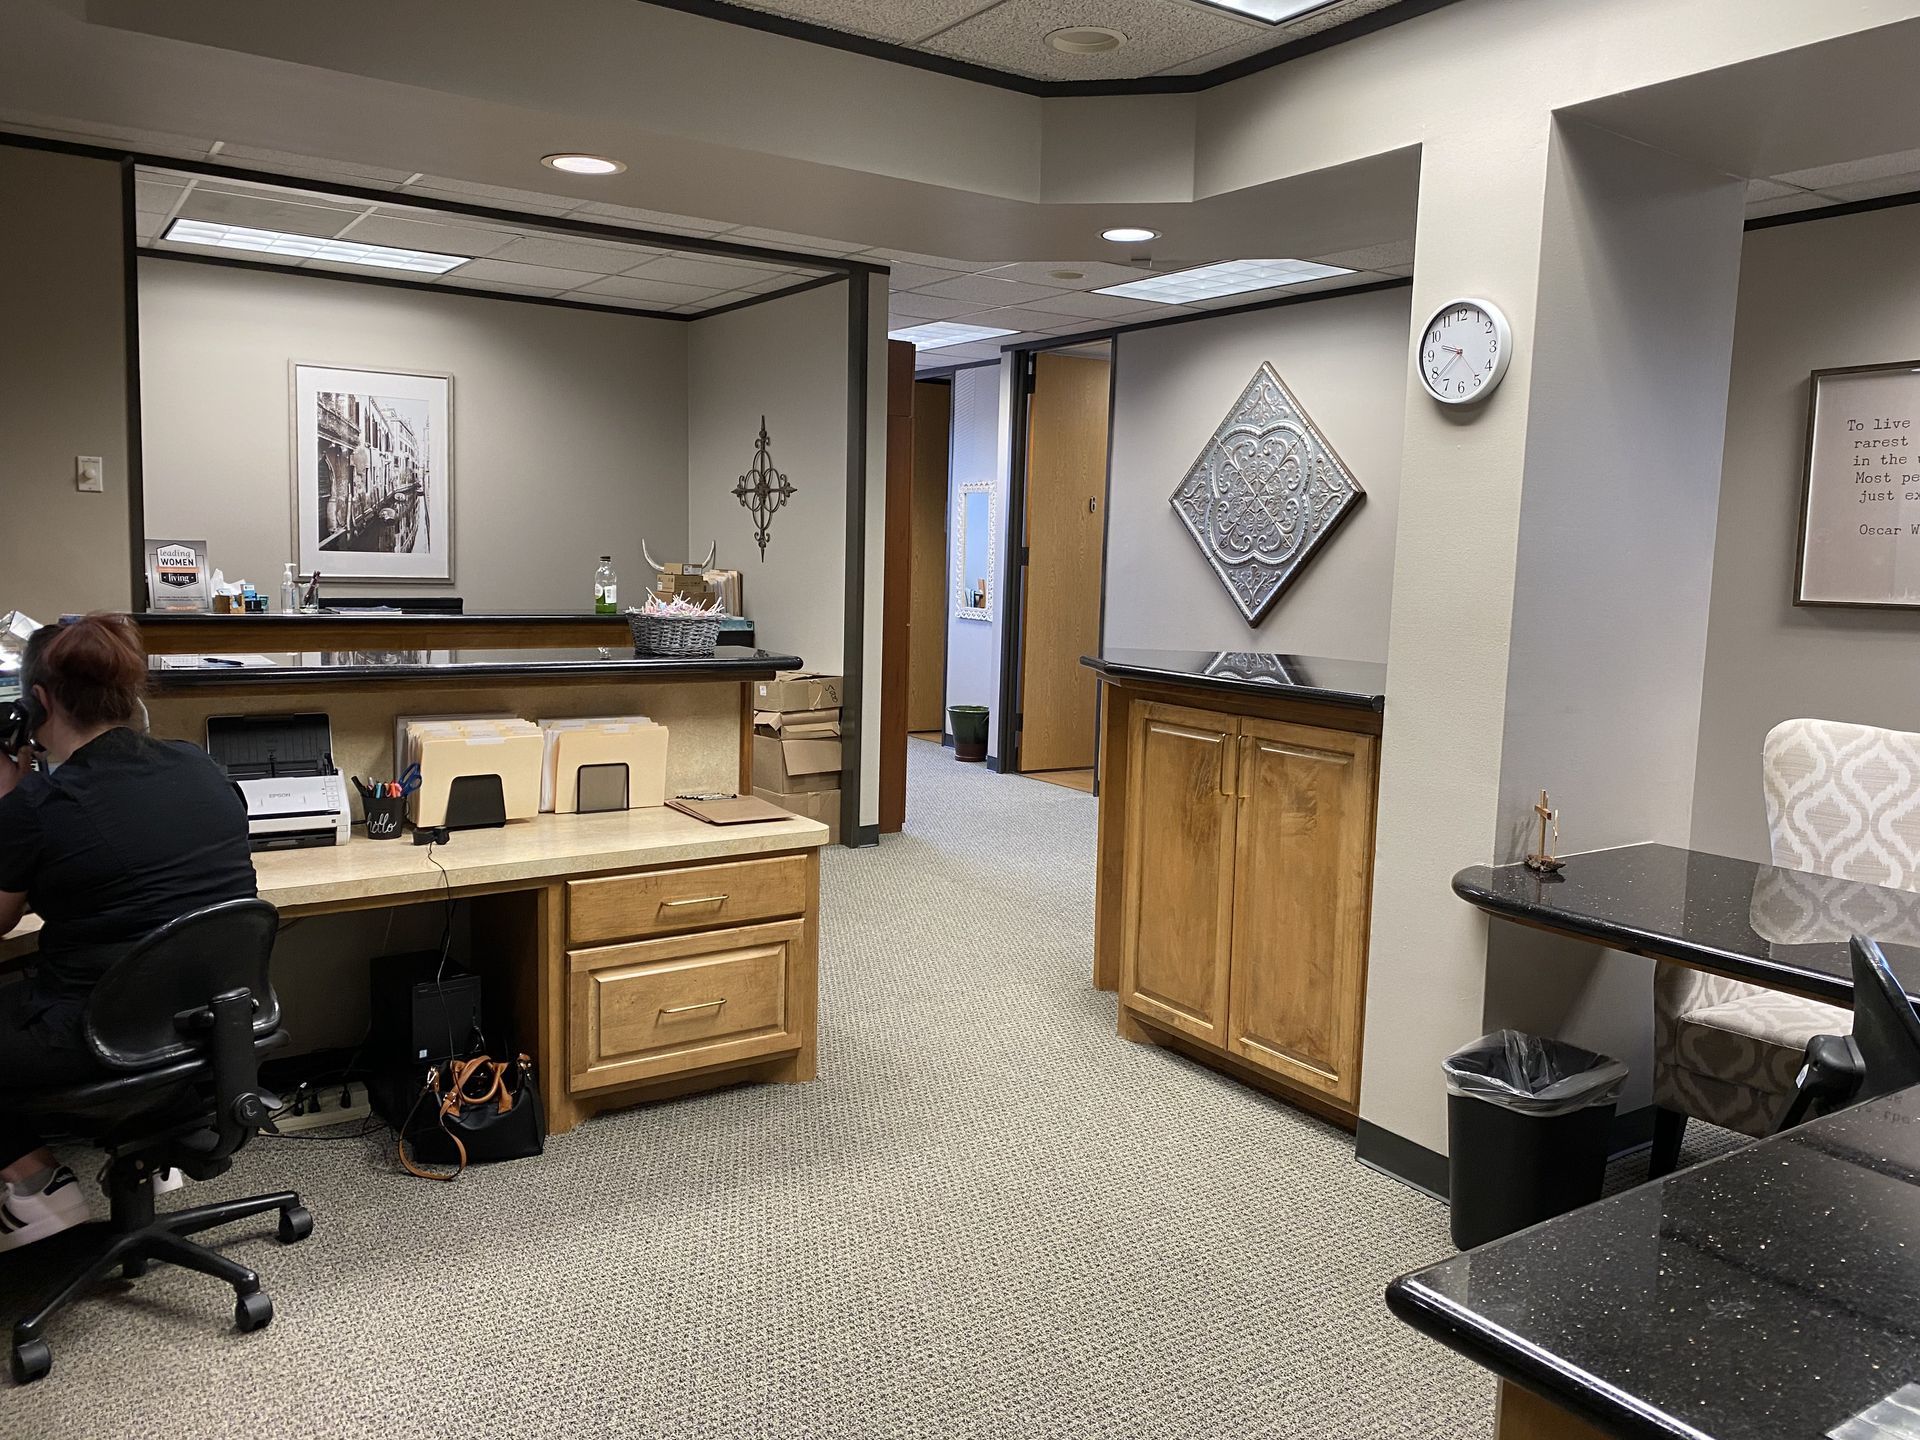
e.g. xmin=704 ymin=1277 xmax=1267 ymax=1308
xmin=0 ymin=1167 xmax=89 ymax=1251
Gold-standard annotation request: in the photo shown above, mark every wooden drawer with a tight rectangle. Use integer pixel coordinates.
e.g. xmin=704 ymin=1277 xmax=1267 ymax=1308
xmin=567 ymin=920 xmax=802 ymax=1093
xmin=568 ymin=855 xmax=808 ymax=945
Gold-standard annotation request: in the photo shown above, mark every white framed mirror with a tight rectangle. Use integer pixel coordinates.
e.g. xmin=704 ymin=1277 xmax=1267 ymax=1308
xmin=953 ymin=482 xmax=995 ymax=621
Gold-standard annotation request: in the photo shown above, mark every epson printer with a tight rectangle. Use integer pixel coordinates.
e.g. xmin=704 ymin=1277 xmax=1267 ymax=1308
xmin=207 ymin=712 xmax=351 ymax=850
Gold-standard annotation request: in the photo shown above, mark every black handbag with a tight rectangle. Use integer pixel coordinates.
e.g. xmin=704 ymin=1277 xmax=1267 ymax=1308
xmin=398 ymin=1053 xmax=545 ymax=1180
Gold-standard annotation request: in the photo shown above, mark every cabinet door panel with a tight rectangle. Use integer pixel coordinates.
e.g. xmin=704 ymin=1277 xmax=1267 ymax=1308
xmin=1119 ymin=701 xmax=1238 ymax=1044
xmin=1228 ymin=720 xmax=1377 ymax=1104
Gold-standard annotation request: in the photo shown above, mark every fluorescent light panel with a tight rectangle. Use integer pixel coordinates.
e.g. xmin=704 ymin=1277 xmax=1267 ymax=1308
xmin=888 ymin=321 xmax=1018 ymax=351
xmin=164 ymin=218 xmax=469 ymax=275
xmin=1194 ymin=0 xmax=1342 ymax=22
xmin=1094 ymin=258 xmax=1352 ymax=305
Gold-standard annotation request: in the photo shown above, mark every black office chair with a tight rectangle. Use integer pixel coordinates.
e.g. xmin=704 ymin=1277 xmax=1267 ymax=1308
xmin=1776 ymin=934 xmax=1920 ymax=1132
xmin=5 ymin=898 xmax=312 ymax=1385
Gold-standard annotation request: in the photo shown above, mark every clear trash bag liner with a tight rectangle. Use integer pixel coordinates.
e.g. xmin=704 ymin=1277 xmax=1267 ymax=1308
xmin=1442 ymin=1029 xmax=1628 ymax=1117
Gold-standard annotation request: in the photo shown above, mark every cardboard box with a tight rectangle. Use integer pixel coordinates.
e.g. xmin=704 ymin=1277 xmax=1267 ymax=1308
xmin=755 ymin=671 xmax=844 ymax=713
xmin=754 ymin=708 xmax=840 ymax=736
xmin=754 ymin=786 xmax=840 ymax=844
xmin=753 ymin=731 xmax=841 ymax=794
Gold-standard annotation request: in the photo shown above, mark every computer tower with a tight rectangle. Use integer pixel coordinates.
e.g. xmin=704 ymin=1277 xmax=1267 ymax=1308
xmin=366 ymin=952 xmax=486 ymax=1126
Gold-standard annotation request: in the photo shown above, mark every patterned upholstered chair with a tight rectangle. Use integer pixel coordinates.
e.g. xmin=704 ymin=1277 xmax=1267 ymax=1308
xmin=1650 ymin=717 xmax=1920 ymax=1175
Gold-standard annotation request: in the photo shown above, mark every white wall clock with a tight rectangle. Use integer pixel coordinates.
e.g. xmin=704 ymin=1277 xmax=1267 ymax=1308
xmin=1418 ymin=297 xmax=1512 ymax=406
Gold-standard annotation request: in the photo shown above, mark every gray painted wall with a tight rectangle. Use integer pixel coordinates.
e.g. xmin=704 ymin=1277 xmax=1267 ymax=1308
xmin=1691 ymin=203 xmax=1920 ymax=862
xmin=1 ymin=146 xmax=131 ymax=619
xmin=138 ymin=258 xmax=688 ymax=609
xmin=1103 ymin=286 xmax=1412 ymax=661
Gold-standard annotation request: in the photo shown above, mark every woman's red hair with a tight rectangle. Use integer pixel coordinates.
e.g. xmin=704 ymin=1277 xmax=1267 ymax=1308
xmin=27 ymin=612 xmax=147 ymax=727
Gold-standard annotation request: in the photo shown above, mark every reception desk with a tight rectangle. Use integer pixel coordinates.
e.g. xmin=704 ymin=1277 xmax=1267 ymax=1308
xmin=1082 ymin=648 xmax=1386 ymax=1124
xmin=5 ymin=622 xmax=825 ymax=1133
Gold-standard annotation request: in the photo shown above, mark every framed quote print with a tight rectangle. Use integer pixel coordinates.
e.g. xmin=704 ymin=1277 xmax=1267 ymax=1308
xmin=1798 ymin=361 xmax=1920 ymax=608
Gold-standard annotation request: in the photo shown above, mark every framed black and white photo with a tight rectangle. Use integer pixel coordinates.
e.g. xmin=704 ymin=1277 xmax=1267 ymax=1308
xmin=292 ymin=363 xmax=452 ymax=583
xmin=1798 ymin=361 xmax=1920 ymax=609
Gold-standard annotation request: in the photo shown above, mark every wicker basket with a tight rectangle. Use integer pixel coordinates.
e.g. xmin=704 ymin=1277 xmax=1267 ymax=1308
xmin=629 ymin=612 xmax=722 ymax=657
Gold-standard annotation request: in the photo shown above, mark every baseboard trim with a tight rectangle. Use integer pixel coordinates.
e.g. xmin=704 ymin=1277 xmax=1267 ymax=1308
xmin=1356 ymin=1104 xmax=1659 ymax=1204
xmin=845 ymin=822 xmax=880 ymax=849
xmin=1355 ymin=1120 xmax=1449 ymax=1201
xmin=941 ymin=731 xmax=954 ymax=749
xmin=986 ymin=754 xmax=1003 ymax=772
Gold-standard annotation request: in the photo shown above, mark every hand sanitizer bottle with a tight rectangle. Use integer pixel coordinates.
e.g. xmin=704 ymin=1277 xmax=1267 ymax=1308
xmin=281 ymin=563 xmax=300 ymax=615
xmin=593 ymin=556 xmax=618 ymax=614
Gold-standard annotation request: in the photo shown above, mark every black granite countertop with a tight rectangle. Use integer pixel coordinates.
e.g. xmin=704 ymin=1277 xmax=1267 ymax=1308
xmin=1389 ymin=1082 xmax=1920 ymax=1440
xmin=1455 ymin=843 xmax=1920 ymax=1006
xmin=1080 ymin=647 xmax=1386 ymax=710
xmin=134 ymin=609 xmax=625 ymax=626
xmin=147 ymin=645 xmax=798 ymax=689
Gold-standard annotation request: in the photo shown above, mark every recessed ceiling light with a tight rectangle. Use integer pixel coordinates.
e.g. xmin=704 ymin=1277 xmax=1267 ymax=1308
xmin=1049 ymin=269 xmax=1087 ymax=281
xmin=1101 ymin=227 xmax=1160 ymax=245
xmin=1094 ymin=258 xmax=1353 ymax=304
xmin=541 ymin=153 xmax=626 ymax=175
xmin=1192 ymin=0 xmax=1342 ymax=22
xmin=1047 ymin=26 xmax=1127 ymax=54
xmin=888 ymin=321 xmax=1019 ymax=351
xmin=164 ymin=218 xmax=469 ymax=275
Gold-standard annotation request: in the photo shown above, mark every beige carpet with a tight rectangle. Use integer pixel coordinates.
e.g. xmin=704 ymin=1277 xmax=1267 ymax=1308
xmin=2 ymin=744 xmax=1521 ymax=1437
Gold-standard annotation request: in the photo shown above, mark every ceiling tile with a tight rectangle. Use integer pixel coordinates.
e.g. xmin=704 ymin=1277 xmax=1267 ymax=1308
xmin=1310 ymin=239 xmax=1414 ymax=271
xmin=858 ymin=247 xmax=1003 ymax=272
xmin=1815 ymin=174 xmax=1920 ymax=203
xmin=175 ymin=186 xmax=366 ymax=237
xmin=689 ymin=290 xmax=758 ymax=311
xmin=1774 ymin=148 xmax=1920 ymax=192
xmin=717 ymin=0 xmax=1000 ymax=44
xmin=345 ymin=213 xmax=519 ymax=258
xmin=1745 ymin=177 xmax=1802 ymax=203
xmin=452 ymin=257 xmax=606 ymax=289
xmin=213 ymin=144 xmax=418 ymax=189
xmin=629 ymin=254 xmax=772 ymax=288
xmin=570 ymin=201 xmax=733 ymax=235
xmin=574 ymin=274 xmax=716 ymax=304
xmin=439 ymin=277 xmax=554 ymax=296
xmin=1743 ymin=190 xmax=1834 ymax=218
xmin=484 ymin=234 xmax=649 ymax=274
xmin=914 ymin=272 xmax=1072 ymax=306
xmin=133 ymin=210 xmax=167 ymax=242
xmin=975 ymin=259 xmax=1165 ymax=290
xmin=566 ymin=291 xmax=679 ymax=312
xmin=883 ymin=260 xmax=973 ymax=291
xmin=915 ymin=341 xmax=1008 ymax=364
xmin=1036 ymin=289 xmax=1169 ymax=320
xmin=889 ymin=292 xmax=980 ymax=320
xmin=1156 ymin=0 xmax=1401 ymax=75
xmin=924 ymin=0 xmax=1260 ymax=82
xmin=403 ymin=176 xmax=581 ymax=216
xmin=134 ymin=178 xmax=186 ymax=217
xmin=956 ymin=305 xmax=1089 ymax=332
xmin=722 ymin=225 xmax=867 ymax=255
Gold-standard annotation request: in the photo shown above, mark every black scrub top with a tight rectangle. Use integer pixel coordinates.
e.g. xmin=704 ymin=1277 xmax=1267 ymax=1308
xmin=0 ymin=727 xmax=257 ymax=996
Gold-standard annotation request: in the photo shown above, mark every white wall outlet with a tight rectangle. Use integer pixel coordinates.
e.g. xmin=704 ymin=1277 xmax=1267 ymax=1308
xmin=74 ymin=455 xmax=104 ymax=493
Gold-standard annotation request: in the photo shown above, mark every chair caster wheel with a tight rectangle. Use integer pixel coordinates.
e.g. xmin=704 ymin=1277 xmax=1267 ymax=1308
xmin=277 ymin=1204 xmax=313 ymax=1245
xmin=234 ymin=1292 xmax=273 ymax=1333
xmin=11 ymin=1339 xmax=51 ymax=1384
xmin=122 ymin=1257 xmax=150 ymax=1279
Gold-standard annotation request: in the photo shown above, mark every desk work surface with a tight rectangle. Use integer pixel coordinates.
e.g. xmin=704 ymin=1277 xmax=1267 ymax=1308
xmin=1454 ymin=841 xmax=1920 ymax=1006
xmin=1388 ymin=1082 xmax=1920 ymax=1440
xmin=3 ymin=808 xmax=828 ymax=944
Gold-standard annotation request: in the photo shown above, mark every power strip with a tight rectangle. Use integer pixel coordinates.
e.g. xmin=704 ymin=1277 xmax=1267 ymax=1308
xmin=275 ymin=1081 xmax=374 ymax=1135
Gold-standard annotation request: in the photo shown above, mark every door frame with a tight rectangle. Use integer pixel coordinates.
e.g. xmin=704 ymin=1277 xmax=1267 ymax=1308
xmin=994 ymin=337 xmax=1119 ymax=778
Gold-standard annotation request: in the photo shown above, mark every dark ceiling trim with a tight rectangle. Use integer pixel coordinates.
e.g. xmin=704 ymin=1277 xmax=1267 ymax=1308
xmin=1000 ymin=274 xmax=1412 ymax=353
xmin=134 ymin=245 xmax=694 ymax=322
xmin=695 ymin=269 xmax=846 ymax=319
xmin=1745 ymin=187 xmax=1920 ymax=232
xmin=634 ymin=0 xmax=1462 ymax=98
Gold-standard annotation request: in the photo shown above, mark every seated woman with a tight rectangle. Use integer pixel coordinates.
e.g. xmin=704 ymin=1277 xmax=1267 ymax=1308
xmin=0 ymin=613 xmax=256 ymax=1250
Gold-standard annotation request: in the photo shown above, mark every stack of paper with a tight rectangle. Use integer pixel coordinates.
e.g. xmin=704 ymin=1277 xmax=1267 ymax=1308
xmin=396 ymin=714 xmax=544 ymax=827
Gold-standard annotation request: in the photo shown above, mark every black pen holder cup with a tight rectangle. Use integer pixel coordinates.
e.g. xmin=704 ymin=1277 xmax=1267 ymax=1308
xmin=364 ymin=794 xmax=408 ymax=840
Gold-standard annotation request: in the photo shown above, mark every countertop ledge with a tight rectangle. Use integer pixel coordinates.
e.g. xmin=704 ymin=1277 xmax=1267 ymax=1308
xmin=1080 ymin=647 xmax=1386 ymax=710
xmin=145 ymin=645 xmax=801 ymax=689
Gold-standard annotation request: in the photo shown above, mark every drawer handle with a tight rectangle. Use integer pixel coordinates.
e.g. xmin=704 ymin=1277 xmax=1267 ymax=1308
xmin=659 ymin=998 xmax=728 ymax=1017
xmin=661 ymin=894 xmax=730 ymax=909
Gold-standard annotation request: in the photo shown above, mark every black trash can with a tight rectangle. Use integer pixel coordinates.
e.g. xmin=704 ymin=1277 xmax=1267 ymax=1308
xmin=1444 ymin=1030 xmax=1628 ymax=1250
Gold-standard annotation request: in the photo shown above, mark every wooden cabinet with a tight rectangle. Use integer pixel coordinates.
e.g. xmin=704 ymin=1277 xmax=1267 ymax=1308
xmin=1110 ymin=691 xmax=1379 ymax=1118
xmin=568 ymin=855 xmax=810 ymax=944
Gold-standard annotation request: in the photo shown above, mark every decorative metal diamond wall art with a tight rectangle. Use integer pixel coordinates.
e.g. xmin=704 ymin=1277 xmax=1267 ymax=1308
xmin=1170 ymin=362 xmax=1365 ymax=625
xmin=734 ymin=416 xmax=795 ymax=561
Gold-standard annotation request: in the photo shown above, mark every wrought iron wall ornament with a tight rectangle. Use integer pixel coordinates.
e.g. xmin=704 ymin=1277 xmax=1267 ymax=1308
xmin=1170 ymin=362 xmax=1365 ymax=625
xmin=733 ymin=416 xmax=795 ymax=560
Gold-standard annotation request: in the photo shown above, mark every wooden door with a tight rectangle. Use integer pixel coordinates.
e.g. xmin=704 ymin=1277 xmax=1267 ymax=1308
xmin=1119 ymin=700 xmax=1239 ymax=1045
xmin=908 ymin=380 xmax=951 ymax=733
xmin=1018 ymin=351 xmax=1109 ymax=773
xmin=878 ymin=340 xmax=915 ymax=834
xmin=1226 ymin=717 xmax=1378 ymax=1105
